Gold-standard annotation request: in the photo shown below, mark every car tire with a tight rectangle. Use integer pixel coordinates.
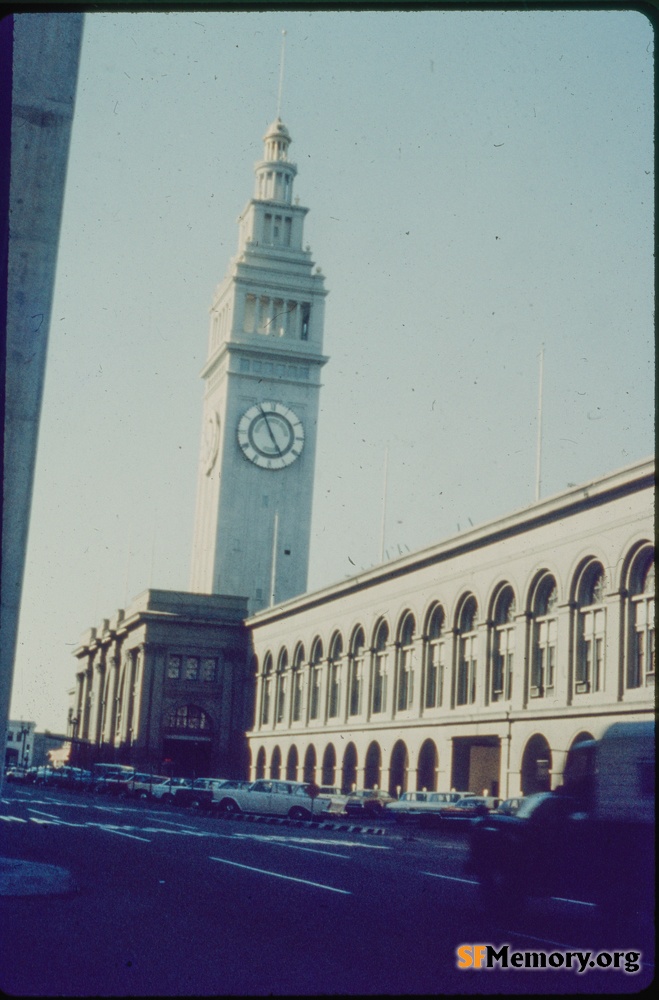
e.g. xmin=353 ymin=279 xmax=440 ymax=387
xmin=138 ymin=791 xmax=149 ymax=801
xmin=219 ymin=799 xmax=241 ymax=816
xmin=288 ymin=806 xmax=311 ymax=821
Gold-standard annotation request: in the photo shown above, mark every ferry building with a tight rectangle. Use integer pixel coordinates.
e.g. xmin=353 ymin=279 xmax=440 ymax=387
xmin=70 ymin=116 xmax=654 ymax=793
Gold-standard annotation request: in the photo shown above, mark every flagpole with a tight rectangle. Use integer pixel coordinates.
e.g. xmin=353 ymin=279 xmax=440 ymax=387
xmin=535 ymin=345 xmax=544 ymax=503
xmin=380 ymin=447 xmax=389 ymax=562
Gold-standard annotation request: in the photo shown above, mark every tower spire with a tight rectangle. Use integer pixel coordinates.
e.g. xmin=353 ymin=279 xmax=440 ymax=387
xmin=276 ymin=29 xmax=287 ymax=120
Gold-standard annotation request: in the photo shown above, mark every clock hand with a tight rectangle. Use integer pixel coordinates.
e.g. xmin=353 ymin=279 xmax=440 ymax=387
xmin=258 ymin=405 xmax=285 ymax=458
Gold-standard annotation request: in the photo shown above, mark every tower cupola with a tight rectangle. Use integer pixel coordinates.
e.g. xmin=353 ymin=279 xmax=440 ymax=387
xmin=254 ymin=117 xmax=297 ymax=204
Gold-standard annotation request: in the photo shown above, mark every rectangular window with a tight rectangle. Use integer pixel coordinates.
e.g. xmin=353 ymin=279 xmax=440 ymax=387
xmin=201 ymin=658 xmax=217 ymax=683
xmin=263 ymin=214 xmax=272 ymax=242
xmin=292 ymin=673 xmax=302 ymax=722
xmin=257 ymin=297 xmax=271 ymax=334
xmin=457 ymin=659 xmax=468 ymax=706
xmin=309 ymin=669 xmax=320 ymax=720
xmin=328 ymin=664 xmax=340 ymax=718
xmin=185 ymin=657 xmax=199 ymax=681
xmin=300 ymin=302 xmax=311 ymax=340
xmin=243 ymin=294 xmax=256 ymax=334
xmin=167 ymin=656 xmax=181 ymax=680
xmin=284 ymin=217 xmax=292 ymax=246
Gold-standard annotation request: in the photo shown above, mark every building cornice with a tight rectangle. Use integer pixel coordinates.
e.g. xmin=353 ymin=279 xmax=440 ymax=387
xmin=247 ymin=457 xmax=655 ymax=628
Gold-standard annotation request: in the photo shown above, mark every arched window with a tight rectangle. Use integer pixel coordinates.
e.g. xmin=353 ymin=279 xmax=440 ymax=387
xmin=575 ymin=561 xmax=606 ymax=694
xmin=260 ymin=654 xmax=273 ymax=726
xmin=456 ymin=596 xmax=478 ymax=706
xmin=275 ymin=649 xmax=288 ymax=725
xmin=371 ymin=620 xmax=389 ymax=714
xmin=491 ymin=586 xmax=515 ymax=702
xmin=424 ymin=604 xmax=445 ymax=709
xmin=327 ymin=633 xmax=343 ymax=719
xmin=308 ymin=639 xmax=323 ymax=721
xmin=165 ymin=704 xmax=212 ymax=731
xmin=627 ymin=549 xmax=655 ymax=689
xmin=291 ymin=644 xmax=305 ymax=722
xmin=349 ymin=627 xmax=365 ymax=717
xmin=530 ymin=574 xmax=558 ymax=698
xmin=396 ymin=612 xmax=416 ymax=711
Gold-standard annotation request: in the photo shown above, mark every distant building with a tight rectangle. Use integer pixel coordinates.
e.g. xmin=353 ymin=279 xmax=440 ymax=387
xmin=71 ymin=591 xmax=252 ymax=778
xmin=5 ymin=720 xmax=36 ymax=770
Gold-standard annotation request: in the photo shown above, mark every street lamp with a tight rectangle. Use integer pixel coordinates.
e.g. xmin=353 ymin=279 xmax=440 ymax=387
xmin=18 ymin=726 xmax=29 ymax=770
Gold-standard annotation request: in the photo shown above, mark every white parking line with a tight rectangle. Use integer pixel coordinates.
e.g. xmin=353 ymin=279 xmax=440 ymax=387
xmin=421 ymin=871 xmax=478 ymax=885
xmin=0 ymin=815 xmax=28 ymax=823
xmin=99 ymin=826 xmax=151 ymax=842
xmin=550 ymin=895 xmax=596 ymax=907
xmin=27 ymin=809 xmax=60 ymax=819
xmin=264 ymin=842 xmax=351 ymax=860
xmin=209 ymin=856 xmax=351 ymax=894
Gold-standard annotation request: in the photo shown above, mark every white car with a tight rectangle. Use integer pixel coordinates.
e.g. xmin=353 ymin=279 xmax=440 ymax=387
xmin=214 ymin=779 xmax=334 ymax=820
xmin=385 ymin=791 xmax=468 ymax=824
xmin=149 ymin=777 xmax=193 ymax=802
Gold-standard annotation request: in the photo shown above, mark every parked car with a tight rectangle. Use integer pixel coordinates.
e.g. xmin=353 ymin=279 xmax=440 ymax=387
xmin=439 ymin=795 xmax=497 ymax=819
xmin=123 ymin=773 xmax=169 ymax=799
xmin=315 ymin=785 xmax=350 ymax=816
xmin=384 ymin=790 xmax=431 ymax=823
xmin=495 ymin=796 xmax=524 ymax=816
xmin=149 ymin=777 xmax=193 ymax=803
xmin=4 ymin=766 xmax=29 ymax=783
xmin=93 ymin=770 xmax=136 ymax=796
xmin=172 ymin=777 xmax=235 ymax=809
xmin=214 ymin=779 xmax=334 ymax=820
xmin=42 ymin=766 xmax=91 ymax=791
xmin=344 ymin=788 xmax=396 ymax=819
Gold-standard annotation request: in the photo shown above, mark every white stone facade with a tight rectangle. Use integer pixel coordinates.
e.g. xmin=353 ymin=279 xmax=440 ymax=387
xmin=245 ymin=458 xmax=654 ymax=799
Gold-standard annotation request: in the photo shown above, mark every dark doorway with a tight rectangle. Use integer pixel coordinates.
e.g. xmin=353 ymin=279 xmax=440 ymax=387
xmin=303 ymin=744 xmax=316 ymax=783
xmin=321 ymin=744 xmax=336 ymax=786
xmin=451 ymin=736 xmax=501 ymax=795
xmin=341 ymin=742 xmax=358 ymax=793
xmin=389 ymin=740 xmax=408 ymax=795
xmin=417 ymin=739 xmax=438 ymax=791
xmin=286 ymin=745 xmax=298 ymax=781
xmin=364 ymin=742 xmax=381 ymax=789
xmin=161 ymin=737 xmax=212 ymax=778
xmin=521 ymin=733 xmax=552 ymax=794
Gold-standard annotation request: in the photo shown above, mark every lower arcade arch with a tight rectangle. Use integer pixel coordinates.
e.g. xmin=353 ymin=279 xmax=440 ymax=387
xmin=286 ymin=745 xmax=298 ymax=781
xmin=321 ymin=744 xmax=336 ymax=786
xmin=389 ymin=740 xmax=409 ymax=795
xmin=520 ymin=733 xmax=552 ymax=794
xmin=341 ymin=742 xmax=358 ymax=792
xmin=270 ymin=745 xmax=282 ymax=779
xmin=416 ymin=739 xmax=438 ymax=791
xmin=303 ymin=745 xmax=317 ymax=784
xmin=364 ymin=742 xmax=381 ymax=789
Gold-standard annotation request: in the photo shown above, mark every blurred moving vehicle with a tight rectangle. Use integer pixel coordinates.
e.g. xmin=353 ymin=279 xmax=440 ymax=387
xmin=344 ymin=788 xmax=396 ymax=819
xmin=468 ymin=720 xmax=655 ymax=934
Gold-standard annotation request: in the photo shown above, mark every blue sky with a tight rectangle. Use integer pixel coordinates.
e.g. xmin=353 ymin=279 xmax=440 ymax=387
xmin=11 ymin=8 xmax=654 ymax=732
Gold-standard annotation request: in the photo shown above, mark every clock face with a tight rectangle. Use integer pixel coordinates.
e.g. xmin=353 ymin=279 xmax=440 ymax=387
xmin=237 ymin=402 xmax=304 ymax=469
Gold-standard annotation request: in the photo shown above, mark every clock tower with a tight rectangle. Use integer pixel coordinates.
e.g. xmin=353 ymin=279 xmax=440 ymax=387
xmin=190 ymin=118 xmax=328 ymax=613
